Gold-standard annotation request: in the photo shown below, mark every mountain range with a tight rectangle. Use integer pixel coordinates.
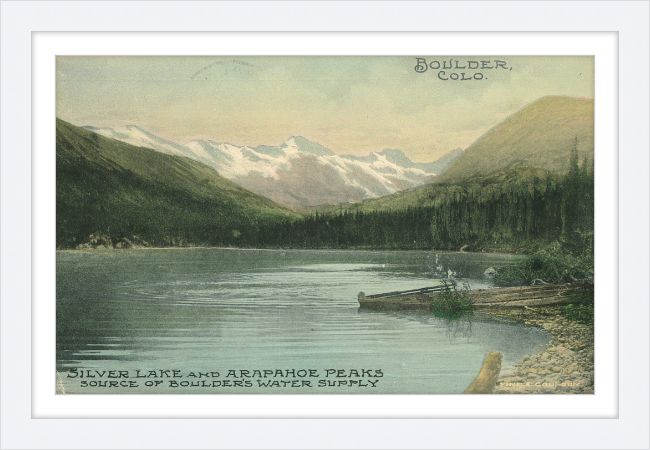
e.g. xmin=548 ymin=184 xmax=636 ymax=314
xmin=83 ymin=125 xmax=463 ymax=209
xmin=58 ymin=95 xmax=594 ymax=249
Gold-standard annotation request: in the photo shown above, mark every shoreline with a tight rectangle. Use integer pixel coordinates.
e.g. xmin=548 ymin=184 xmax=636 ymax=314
xmin=56 ymin=246 xmax=519 ymax=257
xmin=485 ymin=306 xmax=594 ymax=394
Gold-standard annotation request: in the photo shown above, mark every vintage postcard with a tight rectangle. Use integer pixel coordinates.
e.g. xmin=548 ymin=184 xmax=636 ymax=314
xmin=55 ymin=56 xmax=594 ymax=395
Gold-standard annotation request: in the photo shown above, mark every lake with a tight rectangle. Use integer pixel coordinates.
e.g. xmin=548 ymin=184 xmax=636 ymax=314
xmin=56 ymin=248 xmax=550 ymax=394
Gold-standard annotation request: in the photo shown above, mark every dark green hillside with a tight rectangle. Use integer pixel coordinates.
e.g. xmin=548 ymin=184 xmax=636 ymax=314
xmin=317 ymin=165 xmax=557 ymax=215
xmin=436 ymin=96 xmax=594 ymax=183
xmin=56 ymin=119 xmax=299 ymax=249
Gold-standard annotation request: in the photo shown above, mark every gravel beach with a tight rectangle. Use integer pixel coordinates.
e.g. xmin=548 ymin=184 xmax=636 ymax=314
xmin=488 ymin=306 xmax=594 ymax=394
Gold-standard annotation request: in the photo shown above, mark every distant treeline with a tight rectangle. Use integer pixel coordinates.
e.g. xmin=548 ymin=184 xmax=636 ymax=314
xmin=256 ymin=152 xmax=594 ymax=255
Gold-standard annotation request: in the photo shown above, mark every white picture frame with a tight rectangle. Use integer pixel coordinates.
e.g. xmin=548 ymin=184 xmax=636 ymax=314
xmin=2 ymin=1 xmax=648 ymax=449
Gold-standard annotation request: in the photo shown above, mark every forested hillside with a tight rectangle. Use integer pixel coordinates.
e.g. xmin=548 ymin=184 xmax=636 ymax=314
xmin=56 ymin=119 xmax=298 ymax=249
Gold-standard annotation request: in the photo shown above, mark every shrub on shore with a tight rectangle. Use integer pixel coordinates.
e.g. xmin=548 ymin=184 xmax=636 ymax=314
xmin=494 ymin=248 xmax=593 ymax=287
xmin=562 ymin=282 xmax=594 ymax=325
xmin=430 ymin=280 xmax=474 ymax=320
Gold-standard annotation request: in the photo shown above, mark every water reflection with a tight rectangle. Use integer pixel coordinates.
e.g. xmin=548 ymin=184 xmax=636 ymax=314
xmin=444 ymin=317 xmax=473 ymax=341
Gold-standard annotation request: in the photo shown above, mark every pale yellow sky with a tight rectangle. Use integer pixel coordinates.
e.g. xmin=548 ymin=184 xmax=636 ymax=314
xmin=56 ymin=56 xmax=593 ymax=162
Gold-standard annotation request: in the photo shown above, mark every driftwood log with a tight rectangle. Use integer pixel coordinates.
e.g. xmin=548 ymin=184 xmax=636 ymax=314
xmin=464 ymin=351 xmax=503 ymax=394
xmin=358 ymin=283 xmax=574 ymax=311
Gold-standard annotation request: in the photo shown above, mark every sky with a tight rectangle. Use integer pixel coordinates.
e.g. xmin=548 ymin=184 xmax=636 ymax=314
xmin=56 ymin=56 xmax=593 ymax=162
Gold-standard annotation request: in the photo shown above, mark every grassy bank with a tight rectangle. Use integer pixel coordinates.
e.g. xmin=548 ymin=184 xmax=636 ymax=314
xmin=493 ymin=248 xmax=593 ymax=287
xmin=491 ymin=243 xmax=594 ymax=325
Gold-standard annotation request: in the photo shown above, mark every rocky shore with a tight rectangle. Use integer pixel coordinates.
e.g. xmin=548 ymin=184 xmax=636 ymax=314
xmin=488 ymin=306 xmax=594 ymax=394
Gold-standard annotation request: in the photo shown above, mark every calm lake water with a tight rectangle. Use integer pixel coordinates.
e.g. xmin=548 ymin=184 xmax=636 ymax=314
xmin=56 ymin=248 xmax=550 ymax=394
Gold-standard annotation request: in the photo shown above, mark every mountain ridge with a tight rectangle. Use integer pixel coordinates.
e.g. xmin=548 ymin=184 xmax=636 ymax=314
xmin=436 ymin=96 xmax=594 ymax=184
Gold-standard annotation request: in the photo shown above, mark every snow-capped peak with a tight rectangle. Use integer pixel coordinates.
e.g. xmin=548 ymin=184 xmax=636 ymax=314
xmin=81 ymin=125 xmax=463 ymax=208
xmin=283 ymin=136 xmax=335 ymax=157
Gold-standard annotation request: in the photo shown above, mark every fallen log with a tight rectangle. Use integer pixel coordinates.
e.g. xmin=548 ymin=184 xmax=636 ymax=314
xmin=358 ymin=283 xmax=574 ymax=311
xmin=464 ymin=351 xmax=503 ymax=394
